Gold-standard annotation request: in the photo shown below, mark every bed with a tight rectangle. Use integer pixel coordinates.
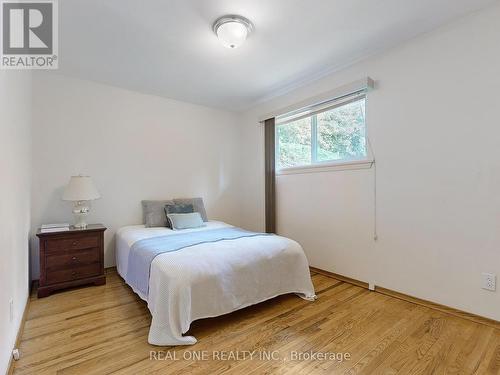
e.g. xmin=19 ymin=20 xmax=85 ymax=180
xmin=116 ymin=221 xmax=316 ymax=345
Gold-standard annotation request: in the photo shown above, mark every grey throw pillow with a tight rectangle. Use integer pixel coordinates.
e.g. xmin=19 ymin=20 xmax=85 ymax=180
xmin=142 ymin=200 xmax=174 ymax=227
xmin=173 ymin=197 xmax=208 ymax=222
xmin=165 ymin=203 xmax=194 ymax=228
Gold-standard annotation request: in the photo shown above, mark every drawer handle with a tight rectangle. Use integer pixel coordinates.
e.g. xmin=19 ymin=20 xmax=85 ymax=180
xmin=72 ymin=241 xmax=78 ymax=246
xmin=71 ymin=271 xmax=77 ymax=276
xmin=72 ymin=256 xmax=78 ymax=262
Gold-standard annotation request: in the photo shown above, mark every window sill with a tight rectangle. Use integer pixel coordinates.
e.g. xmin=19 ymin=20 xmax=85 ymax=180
xmin=276 ymin=159 xmax=374 ymax=175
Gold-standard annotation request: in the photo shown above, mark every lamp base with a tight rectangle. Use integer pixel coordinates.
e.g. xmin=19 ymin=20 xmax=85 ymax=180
xmin=74 ymin=220 xmax=88 ymax=229
xmin=72 ymin=201 xmax=90 ymax=229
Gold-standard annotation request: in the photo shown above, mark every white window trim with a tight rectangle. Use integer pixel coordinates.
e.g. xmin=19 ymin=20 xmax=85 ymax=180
xmin=275 ymin=93 xmax=371 ymax=175
xmin=271 ymin=77 xmax=376 ymax=175
xmin=277 ymin=158 xmax=374 ymax=176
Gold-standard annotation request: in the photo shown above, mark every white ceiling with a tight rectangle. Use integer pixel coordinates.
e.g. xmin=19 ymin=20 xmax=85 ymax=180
xmin=58 ymin=0 xmax=496 ymax=111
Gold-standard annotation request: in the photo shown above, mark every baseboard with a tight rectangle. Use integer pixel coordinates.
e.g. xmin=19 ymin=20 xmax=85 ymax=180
xmin=105 ymin=266 xmax=117 ymax=273
xmin=310 ymin=266 xmax=369 ymax=289
xmin=7 ymin=291 xmax=31 ymax=375
xmin=310 ymin=266 xmax=500 ymax=330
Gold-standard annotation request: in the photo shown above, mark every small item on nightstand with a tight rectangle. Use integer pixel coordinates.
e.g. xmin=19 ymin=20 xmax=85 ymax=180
xmin=36 ymin=224 xmax=107 ymax=298
xmin=40 ymin=223 xmax=70 ymax=233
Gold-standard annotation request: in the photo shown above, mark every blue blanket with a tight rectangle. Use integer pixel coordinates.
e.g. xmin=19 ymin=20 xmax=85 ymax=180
xmin=126 ymin=227 xmax=270 ymax=297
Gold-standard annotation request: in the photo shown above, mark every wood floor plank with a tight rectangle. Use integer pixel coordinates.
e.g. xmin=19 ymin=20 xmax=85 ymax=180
xmin=12 ymin=270 xmax=500 ymax=375
xmin=234 ymin=291 xmax=396 ymax=375
xmin=128 ymin=283 xmax=359 ymax=375
xmin=297 ymin=299 xmax=424 ymax=374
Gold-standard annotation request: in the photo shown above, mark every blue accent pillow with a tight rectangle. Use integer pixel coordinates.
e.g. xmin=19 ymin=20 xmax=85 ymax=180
xmin=165 ymin=203 xmax=194 ymax=228
xmin=167 ymin=212 xmax=205 ymax=230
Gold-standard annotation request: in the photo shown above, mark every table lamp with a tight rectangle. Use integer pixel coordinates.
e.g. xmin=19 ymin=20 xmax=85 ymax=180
xmin=62 ymin=175 xmax=100 ymax=228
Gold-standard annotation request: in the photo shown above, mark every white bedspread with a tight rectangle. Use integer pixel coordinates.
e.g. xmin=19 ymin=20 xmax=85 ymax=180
xmin=116 ymin=221 xmax=316 ymax=345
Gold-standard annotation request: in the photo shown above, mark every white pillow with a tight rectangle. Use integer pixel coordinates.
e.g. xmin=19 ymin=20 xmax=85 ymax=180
xmin=166 ymin=212 xmax=205 ymax=230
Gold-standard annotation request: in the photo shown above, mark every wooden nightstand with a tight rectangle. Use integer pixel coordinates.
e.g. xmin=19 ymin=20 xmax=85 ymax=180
xmin=36 ymin=224 xmax=107 ymax=298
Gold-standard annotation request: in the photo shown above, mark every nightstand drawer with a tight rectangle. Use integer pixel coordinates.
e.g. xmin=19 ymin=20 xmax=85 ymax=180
xmin=46 ymin=263 xmax=101 ymax=284
xmin=46 ymin=248 xmax=100 ymax=269
xmin=46 ymin=235 xmax=99 ymax=253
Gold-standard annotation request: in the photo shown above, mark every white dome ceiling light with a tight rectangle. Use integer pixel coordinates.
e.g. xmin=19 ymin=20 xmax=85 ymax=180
xmin=212 ymin=15 xmax=254 ymax=49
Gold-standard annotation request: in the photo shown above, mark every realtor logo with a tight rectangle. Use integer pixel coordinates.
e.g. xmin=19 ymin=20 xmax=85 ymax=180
xmin=1 ymin=0 xmax=58 ymax=69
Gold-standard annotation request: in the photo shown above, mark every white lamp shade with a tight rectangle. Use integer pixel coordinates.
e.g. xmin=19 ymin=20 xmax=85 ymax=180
xmin=62 ymin=176 xmax=101 ymax=201
xmin=216 ymin=21 xmax=248 ymax=48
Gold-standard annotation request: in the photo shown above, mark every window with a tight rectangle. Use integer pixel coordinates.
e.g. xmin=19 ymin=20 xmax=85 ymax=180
xmin=276 ymin=92 xmax=367 ymax=170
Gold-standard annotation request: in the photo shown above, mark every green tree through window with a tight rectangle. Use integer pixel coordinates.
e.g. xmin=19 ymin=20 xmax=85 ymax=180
xmin=277 ymin=97 xmax=366 ymax=169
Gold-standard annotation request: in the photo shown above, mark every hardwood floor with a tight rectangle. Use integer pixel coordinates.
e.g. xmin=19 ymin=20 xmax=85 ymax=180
xmin=12 ymin=269 xmax=500 ymax=375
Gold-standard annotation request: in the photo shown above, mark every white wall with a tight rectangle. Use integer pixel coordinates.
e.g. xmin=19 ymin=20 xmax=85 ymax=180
xmin=31 ymin=74 xmax=242 ymax=278
xmin=0 ymin=71 xmax=32 ymax=375
xmin=240 ymin=3 xmax=500 ymax=320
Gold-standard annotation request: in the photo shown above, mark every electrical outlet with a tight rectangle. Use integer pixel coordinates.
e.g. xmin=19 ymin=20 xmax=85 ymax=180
xmin=482 ymin=273 xmax=496 ymax=291
xmin=9 ymin=299 xmax=14 ymax=322
xmin=12 ymin=348 xmax=20 ymax=361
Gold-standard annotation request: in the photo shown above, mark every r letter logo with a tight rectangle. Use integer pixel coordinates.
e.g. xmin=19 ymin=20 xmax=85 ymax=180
xmin=1 ymin=0 xmax=58 ymax=69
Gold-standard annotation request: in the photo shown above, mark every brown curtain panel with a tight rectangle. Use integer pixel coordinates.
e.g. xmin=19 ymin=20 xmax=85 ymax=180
xmin=264 ymin=118 xmax=276 ymax=233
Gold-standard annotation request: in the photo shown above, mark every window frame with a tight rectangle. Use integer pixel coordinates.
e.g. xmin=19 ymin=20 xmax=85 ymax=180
xmin=275 ymin=92 xmax=372 ymax=175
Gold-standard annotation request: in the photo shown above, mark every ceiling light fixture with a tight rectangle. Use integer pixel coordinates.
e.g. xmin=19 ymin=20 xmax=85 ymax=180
xmin=212 ymin=15 xmax=254 ymax=49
